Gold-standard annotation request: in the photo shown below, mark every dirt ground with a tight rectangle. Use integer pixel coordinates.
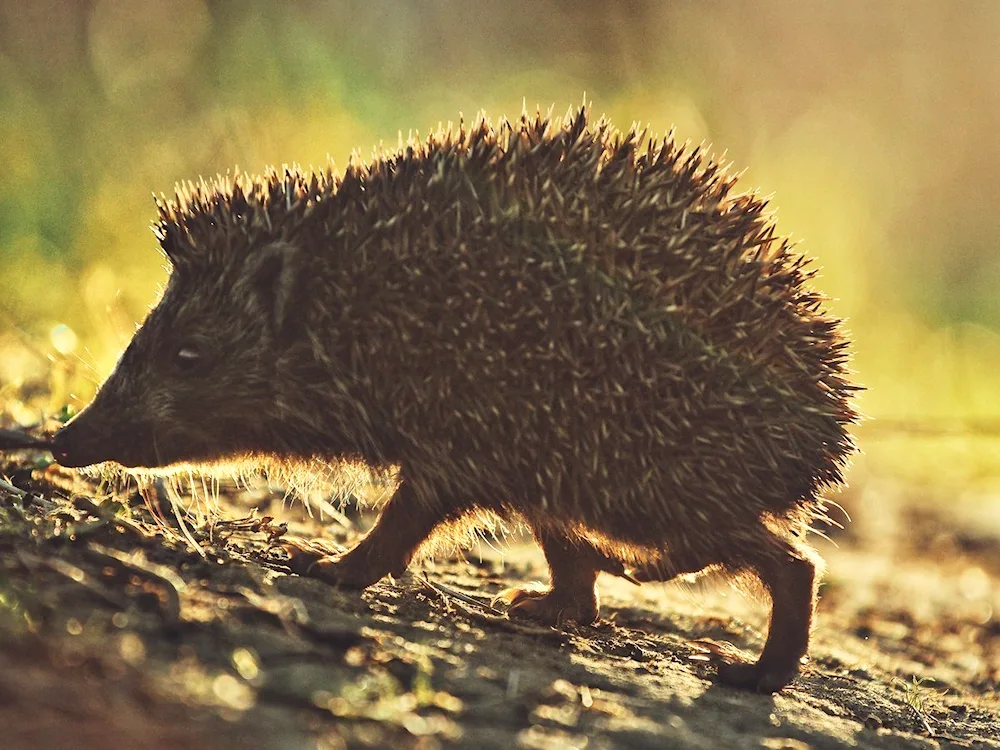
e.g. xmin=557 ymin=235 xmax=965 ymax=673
xmin=1 ymin=448 xmax=998 ymax=750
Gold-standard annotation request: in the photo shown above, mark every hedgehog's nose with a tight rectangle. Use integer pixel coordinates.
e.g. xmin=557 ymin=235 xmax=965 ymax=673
xmin=50 ymin=425 xmax=89 ymax=467
xmin=51 ymin=414 xmax=107 ymax=467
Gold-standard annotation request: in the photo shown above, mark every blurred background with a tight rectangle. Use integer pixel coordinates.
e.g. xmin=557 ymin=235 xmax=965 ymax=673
xmin=1 ymin=0 xmax=1000 ymax=496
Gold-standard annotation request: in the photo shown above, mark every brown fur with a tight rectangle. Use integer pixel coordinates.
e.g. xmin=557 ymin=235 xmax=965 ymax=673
xmin=52 ymin=106 xmax=860 ymax=692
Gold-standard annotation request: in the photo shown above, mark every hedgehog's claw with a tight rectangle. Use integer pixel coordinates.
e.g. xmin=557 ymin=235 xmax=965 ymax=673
xmin=690 ymin=639 xmax=800 ymax=693
xmin=278 ymin=536 xmax=344 ymax=574
xmin=495 ymin=586 xmax=599 ymax=626
xmin=278 ymin=537 xmax=380 ymax=589
xmin=302 ymin=555 xmax=382 ymax=589
xmin=716 ymin=658 xmax=800 ymax=694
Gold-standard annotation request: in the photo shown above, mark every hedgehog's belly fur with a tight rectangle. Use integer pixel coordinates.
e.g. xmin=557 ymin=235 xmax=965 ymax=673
xmin=423 ymin=384 xmax=836 ymax=541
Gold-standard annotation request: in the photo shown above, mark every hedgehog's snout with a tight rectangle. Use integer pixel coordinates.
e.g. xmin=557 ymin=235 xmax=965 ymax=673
xmin=52 ymin=403 xmax=152 ymax=468
xmin=51 ymin=410 xmax=111 ymax=467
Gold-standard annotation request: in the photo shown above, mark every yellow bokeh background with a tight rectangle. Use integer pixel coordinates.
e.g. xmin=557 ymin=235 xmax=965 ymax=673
xmin=2 ymin=1 xmax=1000 ymax=493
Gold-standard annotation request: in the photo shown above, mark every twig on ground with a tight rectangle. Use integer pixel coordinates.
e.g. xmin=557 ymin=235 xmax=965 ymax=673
xmin=0 ymin=476 xmax=28 ymax=498
xmin=417 ymin=575 xmax=505 ymax=616
xmin=84 ymin=542 xmax=185 ymax=624
xmin=69 ymin=494 xmax=149 ymax=539
xmin=0 ymin=427 xmax=51 ymax=451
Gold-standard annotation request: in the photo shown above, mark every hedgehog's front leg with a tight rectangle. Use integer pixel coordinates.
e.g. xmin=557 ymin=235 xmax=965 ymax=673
xmin=498 ymin=528 xmax=620 ymax=626
xmin=282 ymin=481 xmax=445 ymax=588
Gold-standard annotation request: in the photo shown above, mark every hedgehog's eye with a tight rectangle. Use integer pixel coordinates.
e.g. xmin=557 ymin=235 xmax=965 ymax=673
xmin=173 ymin=343 xmax=206 ymax=373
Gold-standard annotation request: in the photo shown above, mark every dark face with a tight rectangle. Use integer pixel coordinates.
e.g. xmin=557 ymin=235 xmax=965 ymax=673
xmin=52 ymin=242 xmax=304 ymax=469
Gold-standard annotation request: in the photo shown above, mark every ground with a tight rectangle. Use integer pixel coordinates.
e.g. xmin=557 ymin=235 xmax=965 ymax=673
xmin=0 ymin=452 xmax=998 ymax=750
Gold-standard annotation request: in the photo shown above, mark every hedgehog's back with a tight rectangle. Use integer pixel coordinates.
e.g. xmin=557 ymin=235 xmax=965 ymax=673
xmin=336 ymin=109 xmax=858 ymax=518
xmin=153 ymin=108 xmax=858 ymax=541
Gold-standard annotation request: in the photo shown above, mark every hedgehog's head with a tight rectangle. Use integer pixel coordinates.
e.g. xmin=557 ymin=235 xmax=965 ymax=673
xmin=52 ymin=174 xmax=319 ymax=469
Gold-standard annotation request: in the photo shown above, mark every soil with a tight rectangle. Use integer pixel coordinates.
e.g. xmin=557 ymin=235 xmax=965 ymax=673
xmin=0 ymin=452 xmax=998 ymax=750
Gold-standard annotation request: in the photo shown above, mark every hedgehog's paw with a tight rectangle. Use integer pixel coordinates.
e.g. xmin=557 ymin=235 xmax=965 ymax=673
xmin=279 ymin=536 xmax=344 ymax=567
xmin=495 ymin=586 xmax=599 ymax=626
xmin=278 ymin=537 xmax=379 ymax=589
xmin=716 ymin=657 xmax=800 ymax=694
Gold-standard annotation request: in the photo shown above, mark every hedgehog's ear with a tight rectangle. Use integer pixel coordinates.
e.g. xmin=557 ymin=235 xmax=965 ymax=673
xmin=155 ymin=221 xmax=191 ymax=272
xmin=248 ymin=241 xmax=306 ymax=336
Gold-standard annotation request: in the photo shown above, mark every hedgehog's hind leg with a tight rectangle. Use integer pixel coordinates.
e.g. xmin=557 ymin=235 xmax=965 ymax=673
xmin=497 ymin=527 xmax=620 ymax=626
xmin=716 ymin=536 xmax=820 ymax=693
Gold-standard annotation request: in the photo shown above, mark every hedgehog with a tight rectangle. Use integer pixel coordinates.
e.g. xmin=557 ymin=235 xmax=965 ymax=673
xmin=52 ymin=106 xmax=859 ymax=693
